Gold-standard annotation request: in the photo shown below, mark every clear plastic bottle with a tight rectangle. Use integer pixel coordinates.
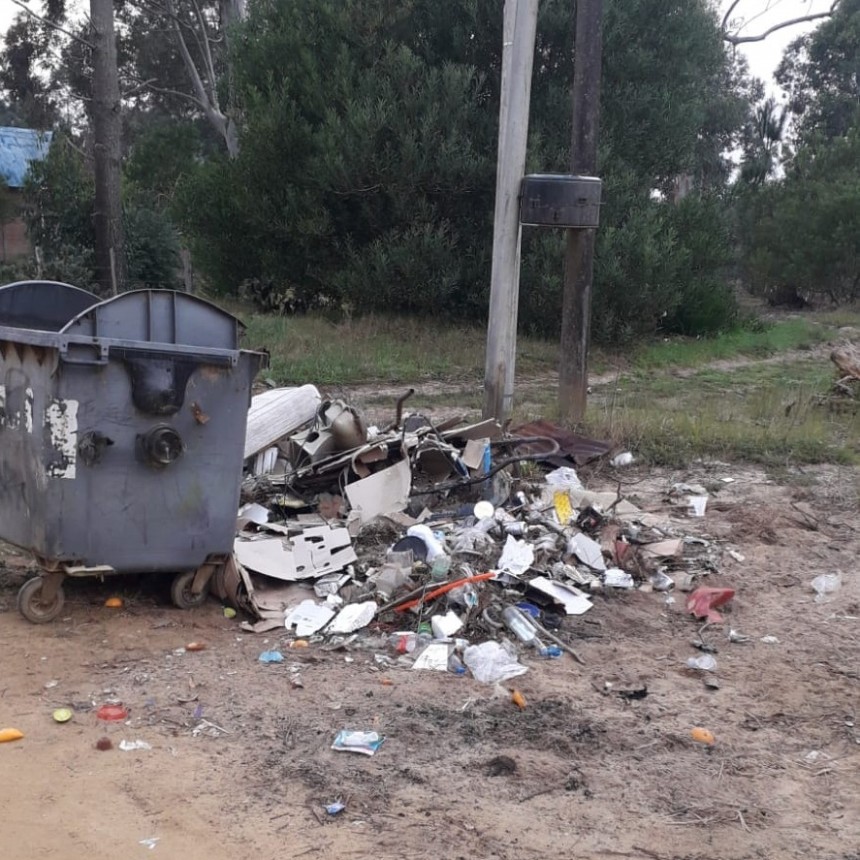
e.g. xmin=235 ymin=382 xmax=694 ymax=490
xmin=501 ymin=606 xmax=539 ymax=646
xmin=389 ymin=631 xmax=417 ymax=654
xmin=686 ymin=654 xmax=717 ymax=672
xmin=448 ymin=582 xmax=478 ymax=609
xmin=447 ymin=652 xmax=466 ymax=675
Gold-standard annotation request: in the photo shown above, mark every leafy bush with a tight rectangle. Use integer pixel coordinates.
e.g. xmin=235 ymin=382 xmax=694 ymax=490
xmin=124 ymin=204 xmax=180 ymax=289
xmin=174 ymin=0 xmax=747 ymax=340
xmin=739 ymin=130 xmax=860 ymax=305
xmin=520 ymin=193 xmax=737 ymax=341
xmin=22 ymin=131 xmax=181 ymax=293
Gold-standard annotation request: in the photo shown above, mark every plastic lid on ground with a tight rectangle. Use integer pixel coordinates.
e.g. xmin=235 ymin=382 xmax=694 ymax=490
xmin=96 ymin=704 xmax=128 ymax=721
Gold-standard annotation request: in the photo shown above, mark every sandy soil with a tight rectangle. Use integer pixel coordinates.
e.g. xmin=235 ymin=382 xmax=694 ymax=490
xmin=1 ymin=460 xmax=859 ymax=860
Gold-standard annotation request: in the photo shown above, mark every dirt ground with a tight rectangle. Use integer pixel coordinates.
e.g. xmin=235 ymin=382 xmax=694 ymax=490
xmin=1 ymin=458 xmax=858 ymax=860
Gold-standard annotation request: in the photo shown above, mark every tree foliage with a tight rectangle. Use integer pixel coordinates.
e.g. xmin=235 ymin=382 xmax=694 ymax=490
xmin=0 ymin=14 xmax=63 ymax=128
xmin=777 ymin=0 xmax=860 ymax=144
xmin=21 ymin=131 xmax=181 ymax=292
xmin=740 ymin=131 xmax=860 ymax=305
xmin=1 ymin=0 xmax=754 ymax=336
xmin=739 ymin=0 xmax=860 ymax=306
xmin=174 ymin=0 xmax=747 ymax=339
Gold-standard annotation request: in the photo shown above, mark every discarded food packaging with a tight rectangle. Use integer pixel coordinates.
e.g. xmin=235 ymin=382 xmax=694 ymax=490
xmin=685 ymin=586 xmax=736 ymax=623
xmin=690 ymin=727 xmax=716 ymax=745
xmin=96 ymin=704 xmax=128 ymax=721
xmin=0 ymin=728 xmax=24 ymax=743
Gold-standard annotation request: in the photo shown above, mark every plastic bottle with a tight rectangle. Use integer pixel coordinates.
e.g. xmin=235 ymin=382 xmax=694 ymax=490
xmin=416 ymin=622 xmax=434 ymax=649
xmin=539 ymin=644 xmax=563 ymax=659
xmin=447 ymin=582 xmax=478 ymax=609
xmin=447 ymin=652 xmax=466 ymax=675
xmin=430 ymin=554 xmax=451 ymax=582
xmin=501 ymin=606 xmax=539 ymax=646
xmin=376 ymin=563 xmax=411 ymax=601
xmin=389 ymin=632 xmax=417 ymax=654
xmin=685 ymin=654 xmax=717 ymax=672
xmin=811 ymin=573 xmax=841 ymax=601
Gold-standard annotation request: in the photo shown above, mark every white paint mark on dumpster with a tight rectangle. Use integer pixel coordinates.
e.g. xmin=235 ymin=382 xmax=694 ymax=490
xmin=24 ymin=387 xmax=33 ymax=433
xmin=46 ymin=399 xmax=79 ymax=478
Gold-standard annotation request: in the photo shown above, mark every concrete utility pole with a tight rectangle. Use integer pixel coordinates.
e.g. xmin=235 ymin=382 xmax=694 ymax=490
xmin=558 ymin=0 xmax=604 ymax=423
xmin=483 ymin=0 xmax=539 ymax=422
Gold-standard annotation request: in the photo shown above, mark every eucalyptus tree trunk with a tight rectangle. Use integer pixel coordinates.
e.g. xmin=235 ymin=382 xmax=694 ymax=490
xmin=90 ymin=0 xmax=125 ymax=294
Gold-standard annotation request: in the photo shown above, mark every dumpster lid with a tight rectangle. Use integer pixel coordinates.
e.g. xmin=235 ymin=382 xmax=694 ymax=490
xmin=0 ymin=280 xmax=99 ymax=331
xmin=61 ymin=289 xmax=243 ymax=351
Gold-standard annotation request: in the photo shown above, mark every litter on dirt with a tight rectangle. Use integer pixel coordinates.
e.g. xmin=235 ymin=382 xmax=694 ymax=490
xmin=686 ymin=586 xmax=736 ymax=623
xmin=331 ymin=730 xmax=385 ymax=756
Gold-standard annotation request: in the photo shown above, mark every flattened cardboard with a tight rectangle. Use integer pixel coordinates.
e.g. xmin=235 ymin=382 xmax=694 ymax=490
xmin=250 ymin=580 xmax=315 ymax=613
xmin=461 ymin=438 xmax=489 ymax=471
xmin=641 ymin=539 xmax=683 ymax=559
xmin=528 ymin=576 xmax=593 ymax=615
xmin=238 ymin=502 xmax=271 ymax=525
xmin=570 ymin=533 xmax=607 ymax=571
xmin=344 ymin=456 xmax=411 ymax=525
xmin=285 ymin=600 xmax=335 ymax=636
xmin=328 ymin=601 xmax=377 ymax=634
xmin=234 ymin=525 xmax=357 ymax=582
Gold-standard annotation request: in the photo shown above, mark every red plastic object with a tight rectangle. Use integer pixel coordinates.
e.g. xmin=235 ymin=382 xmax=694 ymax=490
xmin=686 ymin=587 xmax=735 ymax=623
xmin=96 ymin=704 xmax=128 ymax=721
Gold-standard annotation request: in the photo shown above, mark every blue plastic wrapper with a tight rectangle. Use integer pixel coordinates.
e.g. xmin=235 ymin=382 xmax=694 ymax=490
xmin=331 ymin=730 xmax=385 ymax=756
xmin=325 ymin=802 xmax=346 ymax=815
xmin=516 ymin=601 xmax=541 ymax=618
xmin=258 ymin=650 xmax=284 ymax=663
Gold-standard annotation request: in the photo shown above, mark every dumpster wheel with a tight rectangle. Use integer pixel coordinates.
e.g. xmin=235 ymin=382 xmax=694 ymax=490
xmin=171 ymin=570 xmax=211 ymax=610
xmin=18 ymin=576 xmax=66 ymax=624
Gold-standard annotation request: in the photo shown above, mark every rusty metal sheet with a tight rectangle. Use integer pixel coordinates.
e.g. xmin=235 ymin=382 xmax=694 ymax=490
xmin=510 ymin=419 xmax=611 ymax=466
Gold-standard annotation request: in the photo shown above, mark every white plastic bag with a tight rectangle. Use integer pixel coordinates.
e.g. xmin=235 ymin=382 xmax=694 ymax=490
xmin=463 ymin=641 xmax=528 ymax=684
xmin=811 ymin=573 xmax=842 ymax=602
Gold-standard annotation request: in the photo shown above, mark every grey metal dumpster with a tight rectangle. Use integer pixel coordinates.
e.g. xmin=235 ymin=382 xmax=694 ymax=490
xmin=0 ymin=282 xmax=267 ymax=622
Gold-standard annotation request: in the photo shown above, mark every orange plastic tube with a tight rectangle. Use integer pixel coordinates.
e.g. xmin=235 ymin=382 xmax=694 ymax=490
xmin=394 ymin=572 xmax=496 ymax=612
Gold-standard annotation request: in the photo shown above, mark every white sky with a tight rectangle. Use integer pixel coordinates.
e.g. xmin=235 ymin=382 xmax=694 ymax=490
xmin=720 ymin=0 xmax=834 ymax=97
xmin=0 ymin=0 xmax=835 ymax=98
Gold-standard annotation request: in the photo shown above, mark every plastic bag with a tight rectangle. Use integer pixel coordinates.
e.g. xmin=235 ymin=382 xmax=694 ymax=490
xmin=811 ymin=573 xmax=841 ymax=602
xmin=331 ymin=730 xmax=385 ymax=756
xmin=450 ymin=526 xmax=496 ymax=555
xmin=544 ymin=466 xmax=584 ymax=491
xmin=463 ymin=641 xmax=528 ymax=684
xmin=685 ymin=586 xmax=735 ymax=623
xmin=685 ymin=655 xmax=717 ymax=672
xmin=498 ymin=535 xmax=535 ymax=576
xmin=406 ymin=525 xmax=446 ymax=561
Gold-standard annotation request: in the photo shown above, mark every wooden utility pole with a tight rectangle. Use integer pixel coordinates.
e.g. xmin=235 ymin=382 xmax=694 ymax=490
xmin=483 ymin=0 xmax=539 ymax=421
xmin=558 ymin=0 xmax=604 ymax=423
xmin=91 ymin=0 xmax=126 ymax=295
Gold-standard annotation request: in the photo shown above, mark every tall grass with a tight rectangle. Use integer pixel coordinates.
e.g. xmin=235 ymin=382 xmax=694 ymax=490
xmin=226 ymin=301 xmax=860 ymax=467
xmin=240 ymin=313 xmax=561 ymax=384
xmin=581 ymin=360 xmax=859 ymax=467
xmin=632 ymin=319 xmax=837 ymax=370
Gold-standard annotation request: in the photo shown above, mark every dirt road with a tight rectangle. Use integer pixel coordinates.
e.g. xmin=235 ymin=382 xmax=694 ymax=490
xmin=2 ymin=460 xmax=858 ymax=860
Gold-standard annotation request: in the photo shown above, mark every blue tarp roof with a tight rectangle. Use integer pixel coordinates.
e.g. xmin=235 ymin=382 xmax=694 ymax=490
xmin=0 ymin=127 xmax=53 ymax=189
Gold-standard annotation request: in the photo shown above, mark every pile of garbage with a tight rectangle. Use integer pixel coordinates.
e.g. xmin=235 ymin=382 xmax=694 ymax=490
xmin=213 ymin=385 xmax=725 ymax=685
